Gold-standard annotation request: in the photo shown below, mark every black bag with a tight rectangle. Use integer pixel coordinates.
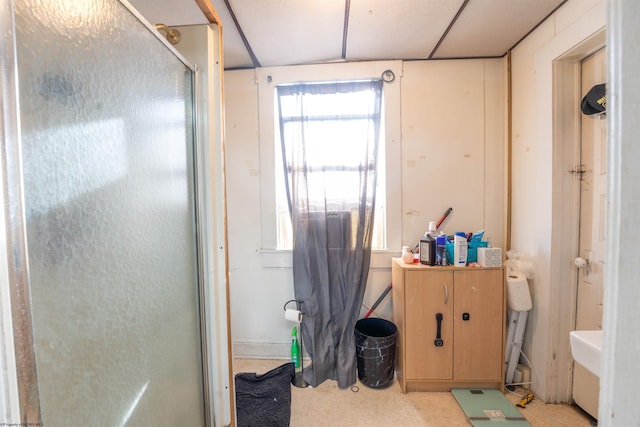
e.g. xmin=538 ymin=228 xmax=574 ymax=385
xmin=581 ymin=83 xmax=606 ymax=115
xmin=235 ymin=362 xmax=295 ymax=427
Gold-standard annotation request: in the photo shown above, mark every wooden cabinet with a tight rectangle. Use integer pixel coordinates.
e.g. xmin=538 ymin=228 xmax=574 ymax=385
xmin=391 ymin=258 xmax=505 ymax=393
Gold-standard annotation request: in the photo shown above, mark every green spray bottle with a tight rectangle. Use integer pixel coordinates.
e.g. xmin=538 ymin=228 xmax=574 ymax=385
xmin=291 ymin=327 xmax=301 ymax=368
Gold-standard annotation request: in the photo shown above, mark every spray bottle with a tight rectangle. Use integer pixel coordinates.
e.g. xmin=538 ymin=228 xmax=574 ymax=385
xmin=291 ymin=327 xmax=301 ymax=368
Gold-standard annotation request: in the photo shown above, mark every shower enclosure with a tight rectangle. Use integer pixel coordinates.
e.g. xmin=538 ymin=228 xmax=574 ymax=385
xmin=1 ymin=0 xmax=221 ymax=425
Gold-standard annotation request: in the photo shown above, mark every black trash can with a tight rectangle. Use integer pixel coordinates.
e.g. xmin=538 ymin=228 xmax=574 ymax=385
xmin=354 ymin=317 xmax=398 ymax=389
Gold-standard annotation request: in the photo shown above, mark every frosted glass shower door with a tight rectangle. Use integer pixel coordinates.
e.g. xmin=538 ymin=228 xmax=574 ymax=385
xmin=13 ymin=0 xmax=207 ymax=425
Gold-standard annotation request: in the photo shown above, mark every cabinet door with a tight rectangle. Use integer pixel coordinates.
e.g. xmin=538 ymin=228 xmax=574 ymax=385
xmin=453 ymin=269 xmax=504 ymax=380
xmin=405 ymin=270 xmax=454 ymax=380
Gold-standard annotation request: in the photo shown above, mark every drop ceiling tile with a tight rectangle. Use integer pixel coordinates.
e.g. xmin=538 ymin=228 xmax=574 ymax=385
xmin=127 ymin=0 xmax=209 ymax=27
xmin=346 ymin=0 xmax=463 ymax=61
xmin=220 ymin=25 xmax=256 ymax=70
xmin=210 ymin=0 xmax=255 ymax=69
xmin=228 ymin=0 xmax=345 ymax=67
xmin=433 ymin=0 xmax=565 ymax=58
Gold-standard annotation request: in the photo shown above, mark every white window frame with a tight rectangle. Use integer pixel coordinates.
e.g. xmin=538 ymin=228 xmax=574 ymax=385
xmin=255 ymin=61 xmax=402 ymax=268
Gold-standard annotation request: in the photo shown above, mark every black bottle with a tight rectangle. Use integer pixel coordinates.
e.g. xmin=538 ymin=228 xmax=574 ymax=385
xmin=419 ymin=233 xmax=436 ymax=266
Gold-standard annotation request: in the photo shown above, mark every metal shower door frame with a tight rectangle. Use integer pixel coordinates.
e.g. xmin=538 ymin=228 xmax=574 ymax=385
xmin=0 ymin=0 xmax=40 ymax=421
xmin=0 ymin=1 xmax=214 ymax=425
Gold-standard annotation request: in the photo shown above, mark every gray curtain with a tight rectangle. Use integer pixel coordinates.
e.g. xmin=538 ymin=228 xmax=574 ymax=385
xmin=277 ymin=80 xmax=383 ymax=388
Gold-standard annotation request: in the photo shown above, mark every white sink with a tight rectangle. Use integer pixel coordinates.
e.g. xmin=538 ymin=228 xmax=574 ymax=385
xmin=570 ymin=330 xmax=603 ymax=377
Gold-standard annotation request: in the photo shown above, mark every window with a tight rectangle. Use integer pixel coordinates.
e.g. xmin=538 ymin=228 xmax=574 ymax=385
xmin=274 ymin=81 xmax=386 ymax=250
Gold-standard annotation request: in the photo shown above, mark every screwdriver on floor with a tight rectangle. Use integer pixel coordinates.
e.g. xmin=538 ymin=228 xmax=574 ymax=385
xmin=517 ymin=392 xmax=535 ymax=408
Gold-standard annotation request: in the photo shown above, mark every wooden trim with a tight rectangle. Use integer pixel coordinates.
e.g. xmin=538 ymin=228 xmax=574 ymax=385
xmin=219 ymin=30 xmax=236 ymax=427
xmin=506 ymin=51 xmax=512 ymax=251
xmin=207 ymin=15 xmax=235 ymax=424
xmin=195 ymin=0 xmax=222 ymax=25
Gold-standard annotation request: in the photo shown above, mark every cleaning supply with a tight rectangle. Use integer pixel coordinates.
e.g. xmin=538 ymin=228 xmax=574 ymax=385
xmin=435 ymin=208 xmax=453 ymax=230
xmin=420 ymin=221 xmax=437 ymax=266
xmin=453 ymin=232 xmax=468 ymax=267
xmin=419 ymin=232 xmax=436 ymax=266
xmin=363 ymin=283 xmax=393 ymax=318
xmin=291 ymin=327 xmax=301 ymax=368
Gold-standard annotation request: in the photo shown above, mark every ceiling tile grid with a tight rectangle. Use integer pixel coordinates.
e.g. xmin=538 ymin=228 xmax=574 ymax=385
xmin=128 ymin=0 xmax=208 ymax=27
xmin=433 ymin=0 xmax=565 ymax=58
xmin=212 ymin=0 xmax=254 ymax=68
xmin=128 ymin=0 xmax=569 ymax=69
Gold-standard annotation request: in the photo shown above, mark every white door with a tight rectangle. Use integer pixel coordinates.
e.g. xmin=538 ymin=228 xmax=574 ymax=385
xmin=572 ymin=47 xmax=606 ymax=419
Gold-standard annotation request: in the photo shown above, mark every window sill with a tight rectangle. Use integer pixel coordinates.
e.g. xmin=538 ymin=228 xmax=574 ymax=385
xmin=259 ymin=249 xmax=400 ymax=269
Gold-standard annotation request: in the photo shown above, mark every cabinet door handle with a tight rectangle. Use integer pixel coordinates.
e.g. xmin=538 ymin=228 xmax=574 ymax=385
xmin=444 ymin=283 xmax=449 ymax=305
xmin=434 ymin=313 xmax=444 ymax=347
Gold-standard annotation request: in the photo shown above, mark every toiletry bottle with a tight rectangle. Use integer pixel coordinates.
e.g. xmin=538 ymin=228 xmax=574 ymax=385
xmin=453 ymin=232 xmax=468 ymax=267
xmin=420 ymin=232 xmax=436 ymax=266
xmin=436 ymin=235 xmax=447 ymax=265
xmin=291 ymin=327 xmax=300 ymax=368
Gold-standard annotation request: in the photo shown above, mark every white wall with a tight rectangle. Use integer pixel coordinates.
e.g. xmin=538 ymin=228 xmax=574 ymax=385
xmin=401 ymin=60 xmax=506 ymax=247
xmin=224 ymin=58 xmax=505 ymax=359
xmin=224 ymin=69 xmax=292 ymax=358
xmin=510 ymin=0 xmax=606 ymax=402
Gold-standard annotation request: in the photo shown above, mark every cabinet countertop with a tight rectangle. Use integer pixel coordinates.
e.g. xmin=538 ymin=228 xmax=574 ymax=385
xmin=392 ymin=257 xmax=503 ymax=271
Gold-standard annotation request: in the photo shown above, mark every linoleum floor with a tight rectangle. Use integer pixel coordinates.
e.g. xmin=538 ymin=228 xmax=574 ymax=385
xmin=233 ymin=359 xmax=596 ymax=427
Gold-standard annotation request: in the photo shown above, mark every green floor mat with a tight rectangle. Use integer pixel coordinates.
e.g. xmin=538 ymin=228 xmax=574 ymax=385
xmin=451 ymin=389 xmax=531 ymax=426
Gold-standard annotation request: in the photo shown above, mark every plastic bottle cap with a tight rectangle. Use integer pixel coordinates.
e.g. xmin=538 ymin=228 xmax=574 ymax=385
xmin=428 ymin=221 xmax=436 ymax=232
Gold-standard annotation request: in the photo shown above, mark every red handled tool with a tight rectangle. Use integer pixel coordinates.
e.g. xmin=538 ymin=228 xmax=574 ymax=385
xmin=436 ymin=207 xmax=453 ymax=230
xmin=363 ymin=283 xmax=393 ymax=318
xmin=411 ymin=207 xmax=453 ymax=253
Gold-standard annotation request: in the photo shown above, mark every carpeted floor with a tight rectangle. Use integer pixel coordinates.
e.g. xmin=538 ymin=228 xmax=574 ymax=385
xmin=233 ymin=359 xmax=596 ymax=427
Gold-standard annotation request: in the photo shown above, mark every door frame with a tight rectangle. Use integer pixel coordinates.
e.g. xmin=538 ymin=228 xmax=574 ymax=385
xmin=549 ymin=29 xmax=606 ymax=403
